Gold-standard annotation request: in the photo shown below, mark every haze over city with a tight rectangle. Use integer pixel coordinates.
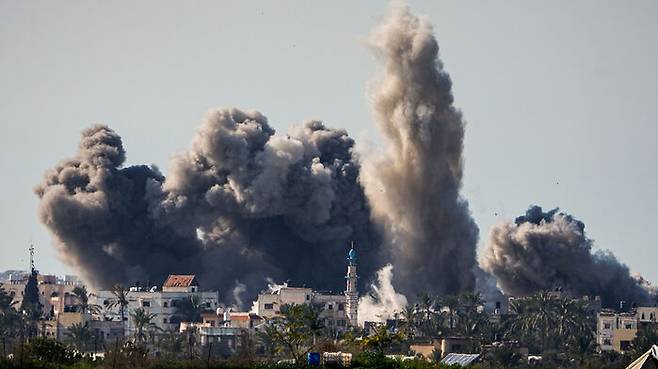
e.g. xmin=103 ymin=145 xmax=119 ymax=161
xmin=2 ymin=2 xmax=658 ymax=368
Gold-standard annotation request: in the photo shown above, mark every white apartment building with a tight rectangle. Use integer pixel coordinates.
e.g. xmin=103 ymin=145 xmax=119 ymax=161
xmin=93 ymin=274 xmax=220 ymax=335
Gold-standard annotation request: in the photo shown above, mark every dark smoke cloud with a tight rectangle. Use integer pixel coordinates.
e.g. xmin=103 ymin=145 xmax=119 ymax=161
xmin=480 ymin=205 xmax=650 ymax=308
xmin=360 ymin=4 xmax=479 ymax=298
xmin=36 ymin=110 xmax=380 ymax=306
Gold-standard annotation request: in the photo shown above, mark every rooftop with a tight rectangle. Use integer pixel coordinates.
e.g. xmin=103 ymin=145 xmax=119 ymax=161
xmin=163 ymin=274 xmax=198 ymax=288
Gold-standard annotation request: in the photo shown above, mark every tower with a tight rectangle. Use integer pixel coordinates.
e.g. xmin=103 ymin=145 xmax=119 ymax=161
xmin=345 ymin=242 xmax=358 ymax=327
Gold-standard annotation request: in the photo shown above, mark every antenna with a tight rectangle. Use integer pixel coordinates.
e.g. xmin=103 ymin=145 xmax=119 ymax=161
xmin=29 ymin=243 xmax=35 ymax=272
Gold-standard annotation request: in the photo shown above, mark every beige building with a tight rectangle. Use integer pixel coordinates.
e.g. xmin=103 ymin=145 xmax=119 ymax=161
xmin=1 ymin=273 xmax=81 ymax=317
xmin=256 ymin=285 xmax=350 ymax=332
xmin=598 ymin=310 xmax=640 ymax=352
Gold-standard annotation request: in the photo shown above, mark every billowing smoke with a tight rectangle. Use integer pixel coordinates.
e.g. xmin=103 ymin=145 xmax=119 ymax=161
xmin=36 ymin=111 xmax=380 ymax=306
xmin=360 ymin=3 xmax=479 ymax=298
xmin=480 ymin=205 xmax=650 ymax=308
xmin=358 ymin=264 xmax=408 ymax=324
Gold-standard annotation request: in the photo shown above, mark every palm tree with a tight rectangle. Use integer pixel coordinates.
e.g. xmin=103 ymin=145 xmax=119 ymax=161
xmin=71 ymin=285 xmax=101 ymax=315
xmin=416 ymin=293 xmax=440 ymax=338
xmin=68 ymin=322 xmax=92 ymax=352
xmin=130 ymin=308 xmax=158 ymax=345
xmin=158 ymin=331 xmax=185 ymax=359
xmin=398 ymin=304 xmax=419 ymax=340
xmin=511 ymin=291 xmax=559 ymax=353
xmin=106 ymin=284 xmax=130 ymax=337
xmin=303 ymin=305 xmax=325 ymax=346
xmin=439 ymin=295 xmax=460 ymax=333
xmin=456 ymin=292 xmax=487 ymax=337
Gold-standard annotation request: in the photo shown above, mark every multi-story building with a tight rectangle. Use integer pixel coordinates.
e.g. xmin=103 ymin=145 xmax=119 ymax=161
xmin=597 ymin=310 xmax=641 ymax=352
xmin=93 ymin=274 xmax=220 ymax=335
xmin=256 ymin=244 xmax=359 ymax=332
xmin=1 ymin=273 xmax=81 ymax=317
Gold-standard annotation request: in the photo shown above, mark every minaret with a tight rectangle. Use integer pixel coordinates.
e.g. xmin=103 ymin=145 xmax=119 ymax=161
xmin=345 ymin=242 xmax=358 ymax=327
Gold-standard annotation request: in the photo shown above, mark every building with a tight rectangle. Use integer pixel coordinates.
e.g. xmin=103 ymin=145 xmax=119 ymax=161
xmin=256 ymin=285 xmax=350 ymax=332
xmin=598 ymin=310 xmax=640 ymax=352
xmin=255 ymin=245 xmax=359 ymax=332
xmin=1 ymin=273 xmax=81 ymax=317
xmin=93 ymin=274 xmax=220 ymax=335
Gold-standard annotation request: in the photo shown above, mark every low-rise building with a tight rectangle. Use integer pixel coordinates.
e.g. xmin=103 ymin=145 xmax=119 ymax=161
xmin=256 ymin=286 xmax=349 ymax=333
xmin=597 ymin=310 xmax=639 ymax=352
xmin=93 ymin=274 xmax=220 ymax=335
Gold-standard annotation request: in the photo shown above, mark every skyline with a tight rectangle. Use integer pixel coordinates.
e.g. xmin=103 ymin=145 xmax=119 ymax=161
xmin=1 ymin=0 xmax=657 ymax=286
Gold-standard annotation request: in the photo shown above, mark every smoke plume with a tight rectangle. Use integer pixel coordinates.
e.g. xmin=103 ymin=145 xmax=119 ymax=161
xmin=36 ymin=3 xmax=489 ymax=308
xmin=360 ymin=3 xmax=479 ymax=298
xmin=480 ymin=205 xmax=650 ymax=308
xmin=36 ymin=112 xmax=380 ymax=306
xmin=358 ymin=264 xmax=408 ymax=324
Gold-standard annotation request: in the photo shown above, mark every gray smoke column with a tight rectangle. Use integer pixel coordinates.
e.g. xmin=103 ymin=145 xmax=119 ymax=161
xmin=360 ymin=3 xmax=479 ymax=297
xmin=480 ymin=205 xmax=650 ymax=308
xmin=36 ymin=110 xmax=380 ymax=306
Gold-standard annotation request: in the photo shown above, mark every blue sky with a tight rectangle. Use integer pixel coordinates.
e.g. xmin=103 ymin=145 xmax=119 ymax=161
xmin=1 ymin=0 xmax=657 ymax=283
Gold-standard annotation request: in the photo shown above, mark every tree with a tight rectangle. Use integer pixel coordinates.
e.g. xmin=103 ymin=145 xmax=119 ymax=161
xmin=130 ymin=308 xmax=158 ymax=345
xmin=398 ymin=304 xmax=419 ymax=340
xmin=439 ymin=295 xmax=460 ymax=333
xmin=0 ymin=287 xmax=23 ymax=352
xmin=361 ymin=325 xmax=402 ymax=354
xmin=20 ymin=268 xmax=43 ymax=337
xmin=631 ymin=324 xmax=658 ymax=358
xmin=416 ymin=293 xmax=440 ymax=338
xmin=106 ymin=284 xmax=130 ymax=337
xmin=67 ymin=322 xmax=92 ymax=352
xmin=71 ymin=285 xmax=101 ymax=315
xmin=266 ymin=303 xmax=316 ymax=363
xmin=456 ymin=292 xmax=488 ymax=338
xmin=158 ymin=331 xmax=185 ymax=359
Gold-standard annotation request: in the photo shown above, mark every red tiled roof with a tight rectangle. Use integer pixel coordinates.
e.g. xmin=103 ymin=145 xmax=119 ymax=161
xmin=163 ymin=274 xmax=198 ymax=288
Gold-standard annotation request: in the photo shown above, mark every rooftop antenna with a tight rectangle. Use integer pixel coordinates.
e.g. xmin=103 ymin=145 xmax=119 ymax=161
xmin=29 ymin=242 xmax=35 ymax=272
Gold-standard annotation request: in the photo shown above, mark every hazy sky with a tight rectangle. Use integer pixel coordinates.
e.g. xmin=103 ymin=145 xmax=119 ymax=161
xmin=1 ymin=1 xmax=657 ymax=283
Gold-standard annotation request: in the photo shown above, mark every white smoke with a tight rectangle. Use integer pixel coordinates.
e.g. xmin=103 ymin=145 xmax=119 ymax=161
xmin=358 ymin=264 xmax=408 ymax=325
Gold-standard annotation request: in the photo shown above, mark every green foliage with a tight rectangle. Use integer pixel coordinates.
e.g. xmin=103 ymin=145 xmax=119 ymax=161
xmin=361 ymin=325 xmax=403 ymax=354
xmin=130 ymin=308 xmax=159 ymax=345
xmin=26 ymin=337 xmax=77 ymax=365
xmin=261 ymin=303 xmax=323 ymax=363
xmin=21 ymin=268 xmax=44 ymax=336
xmin=507 ymin=291 xmax=595 ymax=354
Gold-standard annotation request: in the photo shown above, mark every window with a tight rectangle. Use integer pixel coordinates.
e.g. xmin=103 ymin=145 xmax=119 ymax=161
xmin=191 ymin=287 xmax=197 ymax=292
xmin=625 ymin=323 xmax=633 ymax=329
xmin=209 ymin=321 xmax=215 ymax=327
xmin=327 ymin=319 xmax=334 ymax=326
xmin=620 ymin=341 xmax=632 ymax=351
xmin=338 ymin=303 xmax=344 ymax=311
xmin=306 ymin=295 xmax=310 ymax=301
xmin=603 ymin=323 xmax=611 ymax=329
xmin=264 ymin=303 xmax=274 ymax=310
xmin=163 ymin=318 xmax=168 ymax=324
xmin=328 ymin=304 xmax=333 ymax=310
xmin=142 ymin=301 xmax=150 ymax=307
xmin=603 ymin=339 xmax=612 ymax=346
xmin=205 ymin=302 xmax=211 ymax=308
xmin=337 ymin=319 xmax=346 ymax=327
xmin=163 ymin=301 xmax=168 ymax=308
